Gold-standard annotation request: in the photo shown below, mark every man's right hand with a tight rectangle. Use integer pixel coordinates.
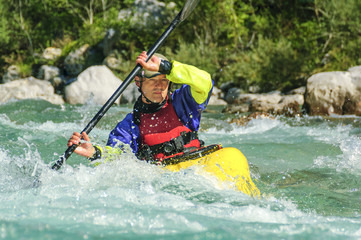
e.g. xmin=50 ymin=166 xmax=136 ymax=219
xmin=67 ymin=132 xmax=95 ymax=158
xmin=136 ymin=51 xmax=160 ymax=72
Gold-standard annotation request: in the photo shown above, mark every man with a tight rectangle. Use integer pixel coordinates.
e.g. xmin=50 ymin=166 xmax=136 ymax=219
xmin=67 ymin=51 xmax=213 ymax=163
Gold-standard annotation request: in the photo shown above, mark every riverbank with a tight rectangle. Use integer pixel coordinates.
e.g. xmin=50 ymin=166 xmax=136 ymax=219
xmin=1 ymin=60 xmax=361 ymax=118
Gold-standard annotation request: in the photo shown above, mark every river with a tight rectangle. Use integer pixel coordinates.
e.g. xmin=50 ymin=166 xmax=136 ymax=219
xmin=0 ymin=99 xmax=360 ymax=239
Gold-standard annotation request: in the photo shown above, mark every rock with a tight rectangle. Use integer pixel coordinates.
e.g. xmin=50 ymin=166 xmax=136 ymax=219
xmin=64 ymin=65 xmax=122 ymax=105
xmin=248 ymin=85 xmax=261 ymax=93
xmin=103 ymin=56 xmax=123 ymax=71
xmin=0 ymin=77 xmax=64 ymax=104
xmin=2 ymin=65 xmax=20 ymax=83
xmin=212 ymin=86 xmax=222 ymax=98
xmin=348 ymin=66 xmax=361 ymax=81
xmin=250 ymin=91 xmax=304 ymax=115
xmin=287 ymin=86 xmax=306 ymax=95
xmin=119 ymin=83 xmax=139 ymax=104
xmin=305 ymin=71 xmax=353 ymax=115
xmin=250 ymin=92 xmax=283 ymax=112
xmin=229 ymin=112 xmax=275 ymax=126
xmin=42 ymin=47 xmax=62 ymax=60
xmin=208 ymin=86 xmax=227 ymax=105
xmin=118 ymin=0 xmax=176 ymax=30
xmin=277 ymin=94 xmax=304 ymax=116
xmin=222 ymin=103 xmax=250 ymax=113
xmin=64 ymin=44 xmax=90 ymax=76
xmin=102 ymin=28 xmax=116 ymax=56
xmin=219 ymin=82 xmax=235 ymax=93
xmin=344 ymin=66 xmax=361 ymax=115
xmin=37 ymin=65 xmax=60 ymax=82
xmin=224 ymin=87 xmax=247 ymax=104
xmin=223 ymin=90 xmax=304 ymax=116
xmin=208 ymin=96 xmax=227 ymax=106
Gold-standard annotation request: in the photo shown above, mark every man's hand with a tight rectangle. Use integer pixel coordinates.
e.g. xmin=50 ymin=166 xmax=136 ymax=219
xmin=136 ymin=51 xmax=160 ymax=72
xmin=67 ymin=132 xmax=95 ymax=158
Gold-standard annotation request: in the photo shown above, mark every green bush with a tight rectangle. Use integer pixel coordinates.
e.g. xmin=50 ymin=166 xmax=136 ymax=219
xmin=0 ymin=0 xmax=360 ymax=93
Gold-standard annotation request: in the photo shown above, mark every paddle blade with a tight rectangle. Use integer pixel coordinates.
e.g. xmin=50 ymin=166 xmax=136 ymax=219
xmin=180 ymin=0 xmax=200 ymax=21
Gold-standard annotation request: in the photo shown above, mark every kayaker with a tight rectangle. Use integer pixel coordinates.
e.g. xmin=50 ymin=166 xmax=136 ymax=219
xmin=67 ymin=51 xmax=214 ymax=164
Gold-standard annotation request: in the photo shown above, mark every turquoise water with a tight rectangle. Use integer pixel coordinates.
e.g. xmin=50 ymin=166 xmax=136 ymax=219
xmin=0 ymin=99 xmax=361 ymax=239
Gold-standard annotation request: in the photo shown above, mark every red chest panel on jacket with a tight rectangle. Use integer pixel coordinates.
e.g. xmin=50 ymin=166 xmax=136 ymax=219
xmin=139 ymin=101 xmax=183 ymax=140
xmin=138 ymin=101 xmax=200 ymax=160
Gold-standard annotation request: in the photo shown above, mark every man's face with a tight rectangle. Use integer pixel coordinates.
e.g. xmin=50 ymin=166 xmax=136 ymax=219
xmin=136 ymin=74 xmax=169 ymax=103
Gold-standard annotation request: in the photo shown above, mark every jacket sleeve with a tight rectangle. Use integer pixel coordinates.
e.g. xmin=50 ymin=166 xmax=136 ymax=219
xmin=167 ymin=61 xmax=213 ymax=104
xmin=106 ymin=113 xmax=140 ymax=153
xmin=169 ymin=61 xmax=214 ymax=131
xmin=90 ymin=113 xmax=140 ymax=165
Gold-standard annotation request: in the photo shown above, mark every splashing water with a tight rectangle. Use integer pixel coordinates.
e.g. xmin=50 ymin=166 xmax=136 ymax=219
xmin=0 ymin=100 xmax=360 ymax=239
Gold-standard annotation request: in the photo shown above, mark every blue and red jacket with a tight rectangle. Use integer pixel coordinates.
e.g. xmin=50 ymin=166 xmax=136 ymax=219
xmin=102 ymin=60 xmax=214 ymax=158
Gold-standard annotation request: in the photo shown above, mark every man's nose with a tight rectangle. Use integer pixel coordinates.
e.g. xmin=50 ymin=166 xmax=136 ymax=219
xmin=154 ymin=79 xmax=163 ymax=87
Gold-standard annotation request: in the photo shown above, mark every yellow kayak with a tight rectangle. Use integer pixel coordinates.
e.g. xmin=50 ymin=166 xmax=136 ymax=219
xmin=163 ymin=145 xmax=260 ymax=198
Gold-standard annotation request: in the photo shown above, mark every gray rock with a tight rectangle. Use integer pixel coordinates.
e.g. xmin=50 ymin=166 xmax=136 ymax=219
xmin=0 ymin=77 xmax=64 ymax=104
xmin=208 ymin=86 xmax=227 ymax=105
xmin=42 ymin=47 xmax=62 ymax=60
xmin=345 ymin=66 xmax=361 ymax=115
xmin=306 ymin=71 xmax=353 ymax=115
xmin=102 ymin=28 xmax=116 ymax=57
xmin=64 ymin=65 xmax=122 ymax=105
xmin=250 ymin=92 xmax=283 ymax=112
xmin=287 ymin=86 xmax=306 ymax=95
xmin=222 ymin=103 xmax=250 ymax=114
xmin=37 ymin=65 xmax=60 ymax=82
xmin=223 ymin=91 xmax=304 ymax=115
xmin=2 ymin=65 xmax=20 ymax=83
xmin=103 ymin=56 xmax=123 ymax=71
xmin=120 ymin=83 xmax=139 ymax=104
xmin=208 ymin=95 xmax=227 ymax=106
xmin=224 ymin=87 xmax=247 ymax=104
xmin=64 ymin=44 xmax=90 ymax=76
xmin=118 ymin=0 xmax=176 ymax=29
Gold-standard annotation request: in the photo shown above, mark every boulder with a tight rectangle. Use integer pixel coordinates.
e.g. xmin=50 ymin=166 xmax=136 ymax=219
xmin=2 ymin=65 xmax=20 ymax=83
xmin=287 ymin=86 xmax=306 ymax=95
xmin=208 ymin=86 xmax=227 ymax=105
xmin=64 ymin=44 xmax=90 ymax=76
xmin=229 ymin=112 xmax=275 ymax=126
xmin=64 ymin=65 xmax=122 ymax=105
xmin=208 ymin=96 xmax=227 ymax=106
xmin=222 ymin=103 xmax=250 ymax=113
xmin=102 ymin=28 xmax=116 ymax=57
xmin=119 ymin=83 xmax=139 ymax=104
xmin=224 ymin=87 xmax=247 ymax=104
xmin=305 ymin=71 xmax=354 ymax=115
xmin=251 ymin=92 xmax=304 ymax=115
xmin=0 ymin=77 xmax=64 ymax=104
xmin=37 ymin=65 xmax=60 ymax=82
xmin=103 ymin=55 xmax=123 ymax=71
xmin=223 ymin=91 xmax=304 ymax=115
xmin=118 ymin=0 xmax=176 ymax=30
xmin=277 ymin=94 xmax=304 ymax=116
xmin=344 ymin=66 xmax=361 ymax=115
xmin=250 ymin=92 xmax=283 ymax=112
xmin=42 ymin=47 xmax=62 ymax=60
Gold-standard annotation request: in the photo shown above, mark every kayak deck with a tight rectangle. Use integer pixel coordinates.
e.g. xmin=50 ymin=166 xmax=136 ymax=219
xmin=165 ymin=147 xmax=260 ymax=198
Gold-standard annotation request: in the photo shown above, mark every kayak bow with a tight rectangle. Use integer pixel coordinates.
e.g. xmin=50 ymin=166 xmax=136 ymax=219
xmin=165 ymin=146 xmax=261 ymax=198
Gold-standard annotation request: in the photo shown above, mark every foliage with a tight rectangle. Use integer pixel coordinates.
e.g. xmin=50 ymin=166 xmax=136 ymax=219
xmin=0 ymin=0 xmax=360 ymax=92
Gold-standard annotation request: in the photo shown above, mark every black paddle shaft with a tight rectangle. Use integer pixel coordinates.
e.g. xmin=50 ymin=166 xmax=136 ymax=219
xmin=51 ymin=11 xmax=184 ymax=170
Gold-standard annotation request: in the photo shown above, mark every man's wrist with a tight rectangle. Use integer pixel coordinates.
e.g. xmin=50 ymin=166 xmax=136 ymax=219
xmin=159 ymin=59 xmax=172 ymax=75
xmin=88 ymin=146 xmax=102 ymax=161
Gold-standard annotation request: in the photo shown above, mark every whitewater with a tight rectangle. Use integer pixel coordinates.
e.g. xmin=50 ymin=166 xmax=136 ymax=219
xmin=0 ymin=99 xmax=360 ymax=239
